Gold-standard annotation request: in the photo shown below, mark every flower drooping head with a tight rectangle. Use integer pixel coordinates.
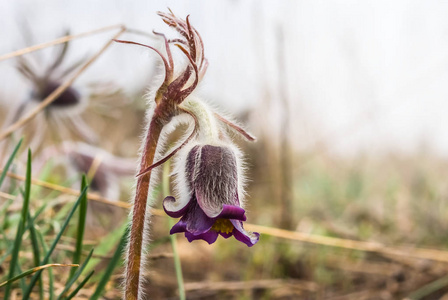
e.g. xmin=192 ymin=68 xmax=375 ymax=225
xmin=163 ymin=143 xmax=259 ymax=247
xmin=117 ymin=10 xmax=260 ymax=247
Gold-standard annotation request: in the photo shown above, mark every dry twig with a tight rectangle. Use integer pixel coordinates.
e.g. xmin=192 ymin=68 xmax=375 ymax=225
xmin=0 ymin=24 xmax=123 ymax=62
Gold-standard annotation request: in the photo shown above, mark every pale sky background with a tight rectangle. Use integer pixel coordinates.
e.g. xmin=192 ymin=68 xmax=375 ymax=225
xmin=1 ymin=0 xmax=448 ymax=157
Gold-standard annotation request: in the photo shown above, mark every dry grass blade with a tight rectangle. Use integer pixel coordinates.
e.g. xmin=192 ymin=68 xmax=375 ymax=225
xmin=0 ymin=24 xmax=123 ymax=62
xmin=0 ymin=170 xmax=167 ymax=215
xmin=86 ymin=154 xmax=103 ymax=181
xmin=0 ymin=264 xmax=78 ymax=288
xmin=0 ymin=169 xmax=132 ymax=210
xmin=0 ymin=191 xmax=16 ymax=200
xmin=0 ymin=26 xmax=126 ymax=141
xmin=184 ymin=279 xmax=318 ymax=292
xmin=245 ymin=224 xmax=448 ymax=263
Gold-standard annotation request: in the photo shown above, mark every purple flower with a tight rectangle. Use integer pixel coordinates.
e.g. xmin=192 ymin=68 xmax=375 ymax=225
xmin=163 ymin=144 xmax=259 ymax=247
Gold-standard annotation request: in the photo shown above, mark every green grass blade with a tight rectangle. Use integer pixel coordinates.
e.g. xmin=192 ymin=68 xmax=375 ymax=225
xmin=90 ymin=226 xmax=129 ymax=300
xmin=22 ymin=186 xmax=89 ymax=299
xmin=36 ymin=230 xmax=54 ymax=300
xmin=57 ymin=248 xmax=94 ymax=300
xmin=65 ymin=270 xmax=95 ymax=300
xmin=27 ymin=211 xmax=44 ymax=300
xmin=407 ymin=275 xmax=448 ymax=300
xmin=14 ymin=262 xmax=26 ymax=292
xmin=0 ymin=138 xmax=23 ymax=187
xmin=3 ymin=149 xmax=32 ymax=300
xmin=0 ymin=204 xmax=47 ymax=268
xmin=69 ymin=175 xmax=88 ymax=279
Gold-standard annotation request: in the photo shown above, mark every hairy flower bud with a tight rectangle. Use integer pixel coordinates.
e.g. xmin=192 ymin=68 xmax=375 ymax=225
xmin=164 ymin=144 xmax=259 ymax=247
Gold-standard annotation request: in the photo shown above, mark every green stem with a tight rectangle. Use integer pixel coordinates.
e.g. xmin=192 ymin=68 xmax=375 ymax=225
xmin=163 ymin=162 xmax=186 ymax=300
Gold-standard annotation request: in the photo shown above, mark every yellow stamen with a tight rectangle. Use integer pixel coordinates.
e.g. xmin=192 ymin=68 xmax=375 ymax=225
xmin=211 ymin=219 xmax=234 ymax=234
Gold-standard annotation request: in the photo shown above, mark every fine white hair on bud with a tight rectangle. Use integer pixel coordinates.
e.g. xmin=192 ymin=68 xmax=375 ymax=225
xmin=170 ymin=95 xmax=250 ymax=208
xmin=161 ymin=92 xmax=259 ymax=247
xmin=179 ymin=97 xmax=221 ymax=143
xmin=164 ymin=131 xmax=258 ymax=246
xmin=170 ymin=138 xmax=247 ymax=207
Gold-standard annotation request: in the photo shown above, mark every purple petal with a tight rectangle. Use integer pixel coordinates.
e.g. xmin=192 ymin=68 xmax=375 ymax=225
xmin=216 ymin=204 xmax=246 ymax=221
xmin=219 ymin=232 xmax=233 ymax=239
xmin=169 ymin=202 xmax=214 ymax=235
xmin=231 ymin=220 xmax=260 ymax=247
xmin=185 ymin=230 xmax=219 ymax=244
xmin=179 ymin=201 xmax=214 ymax=235
xmin=170 ymin=220 xmax=187 ymax=234
xmin=163 ymin=196 xmax=191 ymax=218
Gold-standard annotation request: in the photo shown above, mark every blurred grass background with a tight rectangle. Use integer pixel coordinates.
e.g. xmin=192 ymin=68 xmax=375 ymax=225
xmin=2 ymin=72 xmax=448 ymax=298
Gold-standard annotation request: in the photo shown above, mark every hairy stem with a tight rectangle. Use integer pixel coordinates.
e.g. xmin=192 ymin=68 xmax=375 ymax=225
xmin=125 ymin=115 xmax=164 ymax=300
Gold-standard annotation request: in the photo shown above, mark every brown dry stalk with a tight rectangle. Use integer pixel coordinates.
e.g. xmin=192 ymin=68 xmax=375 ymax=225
xmin=0 ymin=169 xmax=133 ymax=210
xmin=184 ymin=278 xmax=318 ymax=292
xmin=245 ymin=224 xmax=448 ymax=263
xmin=0 ymin=191 xmax=16 ymax=200
xmin=0 ymin=24 xmax=123 ymax=62
xmin=86 ymin=153 xmax=104 ymax=181
xmin=0 ymin=26 xmax=126 ymax=141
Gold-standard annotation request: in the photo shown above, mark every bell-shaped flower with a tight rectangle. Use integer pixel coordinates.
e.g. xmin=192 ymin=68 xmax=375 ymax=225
xmin=163 ymin=144 xmax=259 ymax=247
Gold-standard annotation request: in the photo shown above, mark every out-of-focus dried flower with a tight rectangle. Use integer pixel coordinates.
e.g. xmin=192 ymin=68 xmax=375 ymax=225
xmin=3 ymin=33 xmax=96 ymax=154
xmin=37 ymin=142 xmax=135 ymax=199
xmin=16 ymin=32 xmax=85 ymax=108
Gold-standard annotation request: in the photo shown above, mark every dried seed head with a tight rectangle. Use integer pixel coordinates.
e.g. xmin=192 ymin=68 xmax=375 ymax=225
xmin=7 ymin=34 xmax=99 ymax=148
xmin=31 ymin=81 xmax=80 ymax=107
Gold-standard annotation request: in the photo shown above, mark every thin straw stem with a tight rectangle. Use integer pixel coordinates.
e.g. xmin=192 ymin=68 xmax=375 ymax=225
xmin=0 ymin=169 xmax=134 ymax=210
xmin=0 ymin=24 xmax=123 ymax=62
xmin=0 ymin=26 xmax=126 ymax=141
